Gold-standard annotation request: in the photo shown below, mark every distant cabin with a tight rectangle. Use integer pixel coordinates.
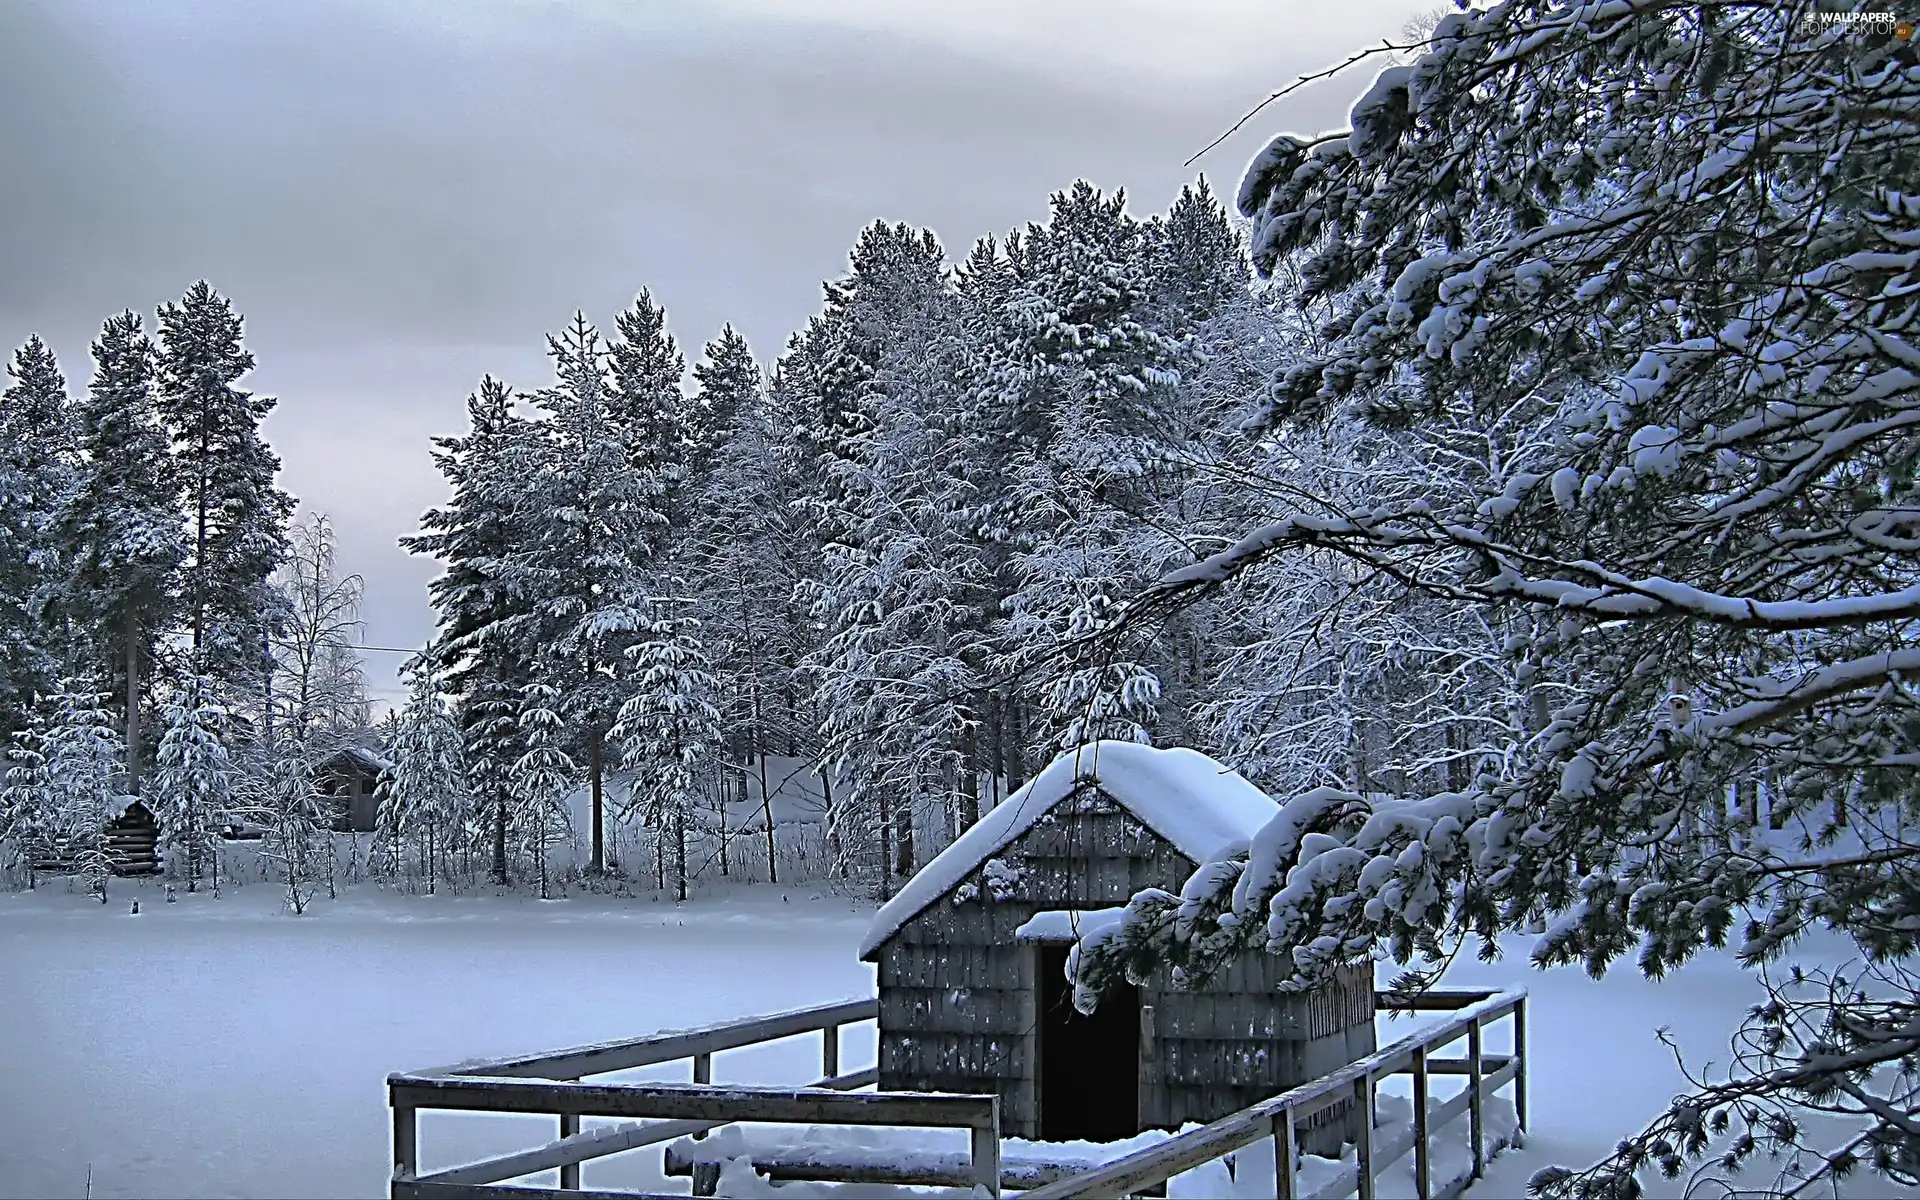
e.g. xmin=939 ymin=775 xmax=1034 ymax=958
xmin=859 ymin=742 xmax=1375 ymax=1152
xmin=316 ymin=746 xmax=394 ymax=834
xmin=26 ymin=796 xmax=160 ymax=877
xmin=105 ymin=798 xmax=160 ymax=876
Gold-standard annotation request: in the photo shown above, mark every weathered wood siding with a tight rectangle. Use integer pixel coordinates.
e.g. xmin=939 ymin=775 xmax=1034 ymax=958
xmin=878 ymin=793 xmax=1184 ymax=1138
xmin=1140 ymin=960 xmax=1374 ymax=1152
xmin=875 ymin=788 xmax=1375 ymax=1147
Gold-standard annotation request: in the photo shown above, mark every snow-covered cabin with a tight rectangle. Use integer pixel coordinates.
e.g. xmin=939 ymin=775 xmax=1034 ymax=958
xmin=317 ymin=746 xmax=393 ymax=833
xmin=859 ymin=742 xmax=1374 ymax=1152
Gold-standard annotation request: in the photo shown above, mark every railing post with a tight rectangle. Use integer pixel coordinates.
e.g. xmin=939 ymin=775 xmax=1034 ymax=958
xmin=1467 ymin=1018 xmax=1486 ymax=1179
xmin=823 ymin=1023 xmax=840 ymax=1079
xmin=558 ymin=1110 xmax=580 ymax=1190
xmin=1411 ymin=1045 xmax=1431 ymax=1200
xmin=971 ymin=1096 xmax=1002 ymax=1198
xmin=1354 ymin=1074 xmax=1375 ymax=1200
xmin=391 ymin=1095 xmax=418 ymax=1188
xmin=693 ymin=1053 xmax=713 ymax=1142
xmin=1514 ymin=996 xmax=1529 ymax=1135
xmin=1272 ymin=1108 xmax=1297 ymax=1200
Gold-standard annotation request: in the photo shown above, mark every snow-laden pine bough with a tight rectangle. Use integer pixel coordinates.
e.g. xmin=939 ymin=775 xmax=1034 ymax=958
xmin=1067 ymin=0 xmax=1920 ymax=1195
xmin=384 ymin=986 xmax=1527 ymax=1200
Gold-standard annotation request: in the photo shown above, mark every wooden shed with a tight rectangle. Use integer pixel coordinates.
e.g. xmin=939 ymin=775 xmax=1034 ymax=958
xmin=317 ymin=746 xmax=393 ymax=834
xmin=859 ymin=742 xmax=1375 ymax=1153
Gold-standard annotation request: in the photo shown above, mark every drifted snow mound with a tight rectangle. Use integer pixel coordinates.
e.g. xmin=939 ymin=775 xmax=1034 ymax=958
xmin=859 ymin=742 xmax=1279 ymax=960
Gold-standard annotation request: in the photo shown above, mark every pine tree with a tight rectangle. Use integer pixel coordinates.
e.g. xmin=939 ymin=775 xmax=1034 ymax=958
xmin=0 ymin=705 xmax=53 ymax=885
xmin=513 ymin=312 xmax=661 ymax=875
xmin=1077 ymin=6 xmax=1920 ymax=1193
xmin=801 ymin=222 xmax=987 ymax=890
xmin=255 ymin=741 xmax=326 ymax=914
xmin=686 ymin=325 xmax=760 ymax=486
xmin=151 ymin=673 xmax=233 ymax=892
xmin=403 ymin=376 xmax=538 ymax=884
xmin=379 ymin=672 xmax=472 ymax=894
xmin=614 ymin=609 xmax=721 ymax=902
xmin=60 ymin=311 xmax=183 ymax=795
xmin=984 ymin=183 xmax=1183 ymax=753
xmin=681 ymin=338 xmax=795 ymax=879
xmin=153 ymin=282 xmax=293 ymax=694
xmin=1 ymin=335 xmax=77 ymax=719
xmin=510 ymin=682 xmax=575 ymax=900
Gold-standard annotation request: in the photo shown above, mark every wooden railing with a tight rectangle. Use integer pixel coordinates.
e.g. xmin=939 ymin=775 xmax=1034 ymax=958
xmin=388 ymin=997 xmax=890 ymax=1199
xmin=389 ymin=988 xmax=1524 ymax=1200
xmin=1022 ymin=988 xmax=1528 ymax=1200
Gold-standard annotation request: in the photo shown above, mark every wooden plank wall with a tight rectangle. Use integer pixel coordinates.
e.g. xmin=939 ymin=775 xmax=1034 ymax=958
xmin=876 ymin=790 xmax=1375 ymax=1148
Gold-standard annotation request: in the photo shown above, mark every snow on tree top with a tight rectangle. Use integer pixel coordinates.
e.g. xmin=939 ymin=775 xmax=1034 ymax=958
xmin=858 ymin=742 xmax=1279 ymax=960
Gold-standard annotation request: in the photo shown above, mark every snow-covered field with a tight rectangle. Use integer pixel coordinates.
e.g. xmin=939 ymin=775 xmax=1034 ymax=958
xmin=0 ymin=878 xmax=1907 ymax=1199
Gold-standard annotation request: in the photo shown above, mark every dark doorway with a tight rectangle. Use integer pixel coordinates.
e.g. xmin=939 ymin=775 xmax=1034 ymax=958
xmin=1037 ymin=943 xmax=1140 ymax=1143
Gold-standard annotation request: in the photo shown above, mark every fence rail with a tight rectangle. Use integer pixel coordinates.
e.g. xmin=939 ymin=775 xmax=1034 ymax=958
xmin=1021 ymin=988 xmax=1527 ymax=1200
xmin=389 ymin=988 xmax=1524 ymax=1200
xmin=389 ymin=997 xmax=884 ymax=1197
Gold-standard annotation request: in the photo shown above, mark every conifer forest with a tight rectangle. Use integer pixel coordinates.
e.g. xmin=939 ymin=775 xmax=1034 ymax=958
xmin=2 ymin=3 xmax=1917 ymax=1198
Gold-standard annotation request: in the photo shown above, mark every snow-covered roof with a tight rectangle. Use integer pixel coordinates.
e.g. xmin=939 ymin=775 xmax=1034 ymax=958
xmin=858 ymin=742 xmax=1279 ymax=961
xmin=329 ymin=745 xmax=396 ymax=774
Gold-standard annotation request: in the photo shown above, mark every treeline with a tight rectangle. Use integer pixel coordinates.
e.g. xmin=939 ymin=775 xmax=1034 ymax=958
xmin=0 ymin=284 xmax=375 ymax=901
xmin=402 ymin=177 xmax=1452 ymax=900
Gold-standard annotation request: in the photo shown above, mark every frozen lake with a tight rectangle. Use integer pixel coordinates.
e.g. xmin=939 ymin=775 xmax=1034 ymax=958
xmin=0 ymin=877 xmax=1906 ymax=1198
xmin=0 ymin=880 xmax=877 ymax=1199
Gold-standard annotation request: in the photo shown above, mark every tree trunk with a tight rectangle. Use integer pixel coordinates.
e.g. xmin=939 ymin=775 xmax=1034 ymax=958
xmin=876 ymin=787 xmax=893 ymax=895
xmin=493 ymin=791 xmax=509 ymax=885
xmin=588 ymin=729 xmax=605 ymax=875
xmin=959 ymin=712 xmax=980 ymax=829
xmin=892 ymin=792 xmax=915 ymax=882
xmin=756 ymin=715 xmax=777 ymax=885
xmin=192 ymin=460 xmax=209 ymax=655
xmin=125 ymin=611 xmax=142 ymax=795
xmin=674 ymin=804 xmax=688 ymax=901
xmin=1005 ymin=688 xmax=1026 ymax=793
xmin=717 ymin=773 xmax=731 ymax=877
xmin=819 ymin=768 xmax=844 ymax=878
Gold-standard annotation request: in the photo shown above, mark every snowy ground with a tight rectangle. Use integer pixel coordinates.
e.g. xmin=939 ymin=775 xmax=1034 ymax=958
xmin=0 ymin=876 xmax=1911 ymax=1199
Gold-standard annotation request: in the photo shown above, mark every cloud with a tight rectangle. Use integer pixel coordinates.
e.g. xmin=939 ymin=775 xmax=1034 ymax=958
xmin=0 ymin=0 xmax=1432 ymax=710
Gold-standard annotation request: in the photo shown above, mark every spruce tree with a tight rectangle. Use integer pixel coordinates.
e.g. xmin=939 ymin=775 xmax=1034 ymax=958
xmin=686 ymin=325 xmax=759 ymax=486
xmin=511 ymin=682 xmax=575 ymax=900
xmin=0 ymin=706 xmax=52 ymax=884
xmin=515 ymin=312 xmax=659 ymax=875
xmin=614 ymin=609 xmax=721 ymax=902
xmin=379 ymin=671 xmax=472 ymax=894
xmin=61 ymin=311 xmax=183 ymax=792
xmin=1 ymin=335 xmax=77 ymax=715
xmin=152 ymin=673 xmax=233 ymax=892
xmin=153 ymin=282 xmax=293 ymax=694
xmin=403 ymin=376 xmax=538 ymax=884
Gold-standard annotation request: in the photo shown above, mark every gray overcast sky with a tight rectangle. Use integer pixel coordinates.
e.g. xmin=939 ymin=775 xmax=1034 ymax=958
xmin=0 ymin=0 xmax=1429 ymax=711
